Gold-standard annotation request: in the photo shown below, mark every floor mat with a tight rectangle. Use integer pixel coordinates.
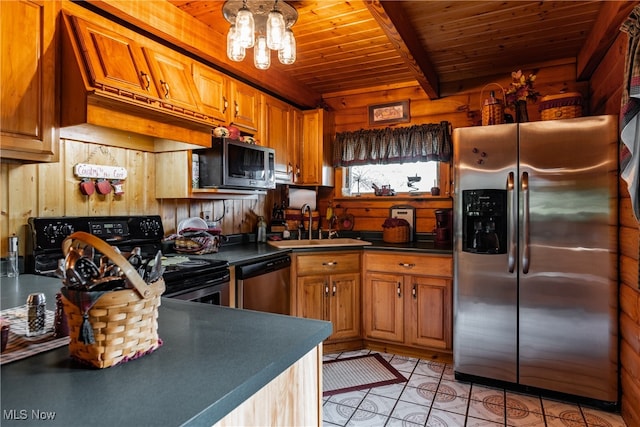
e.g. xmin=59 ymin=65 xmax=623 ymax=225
xmin=323 ymin=353 xmax=407 ymax=396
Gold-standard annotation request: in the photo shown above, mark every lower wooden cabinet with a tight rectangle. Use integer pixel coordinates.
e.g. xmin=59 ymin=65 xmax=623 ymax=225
xmin=294 ymin=252 xmax=361 ymax=343
xmin=363 ymin=252 xmax=453 ymax=352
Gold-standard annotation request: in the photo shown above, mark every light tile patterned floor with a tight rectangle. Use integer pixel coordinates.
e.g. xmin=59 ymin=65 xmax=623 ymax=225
xmin=322 ymin=350 xmax=627 ymax=427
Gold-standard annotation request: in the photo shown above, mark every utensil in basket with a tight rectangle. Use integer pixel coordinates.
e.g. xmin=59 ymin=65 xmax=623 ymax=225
xmin=60 ymin=232 xmax=164 ymax=369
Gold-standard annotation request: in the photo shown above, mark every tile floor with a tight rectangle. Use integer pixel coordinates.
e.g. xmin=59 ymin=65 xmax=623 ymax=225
xmin=322 ymin=350 xmax=627 ymax=427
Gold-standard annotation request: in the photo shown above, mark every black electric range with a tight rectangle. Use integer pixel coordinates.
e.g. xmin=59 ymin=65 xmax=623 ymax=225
xmin=27 ymin=216 xmax=230 ymax=302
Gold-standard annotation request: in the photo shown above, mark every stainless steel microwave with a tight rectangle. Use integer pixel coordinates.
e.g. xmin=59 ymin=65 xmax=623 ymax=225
xmin=196 ymin=139 xmax=276 ymax=190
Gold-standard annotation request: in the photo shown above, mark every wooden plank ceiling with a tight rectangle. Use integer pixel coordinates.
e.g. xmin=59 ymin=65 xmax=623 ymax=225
xmin=170 ymin=0 xmax=634 ymax=99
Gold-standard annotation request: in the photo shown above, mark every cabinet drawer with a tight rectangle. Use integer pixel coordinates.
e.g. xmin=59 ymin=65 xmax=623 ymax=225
xmin=296 ymin=252 xmax=360 ymax=276
xmin=364 ymin=253 xmax=452 ymax=278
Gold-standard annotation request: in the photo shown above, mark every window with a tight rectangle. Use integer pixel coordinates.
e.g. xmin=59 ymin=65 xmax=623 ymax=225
xmin=343 ymin=161 xmax=439 ymax=196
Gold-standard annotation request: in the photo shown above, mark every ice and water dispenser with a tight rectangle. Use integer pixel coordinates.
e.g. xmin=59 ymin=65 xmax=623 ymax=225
xmin=462 ymin=189 xmax=507 ymax=254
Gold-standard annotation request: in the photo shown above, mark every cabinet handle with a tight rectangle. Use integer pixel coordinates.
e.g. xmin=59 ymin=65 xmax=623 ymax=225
xmin=223 ymin=96 xmax=228 ymax=113
xmin=412 ymin=284 xmax=417 ymax=299
xmin=295 ymin=164 xmax=301 ymax=177
xmin=234 ymin=101 xmax=239 ymax=117
xmin=397 ymin=282 xmax=402 ymax=298
xmin=399 ymin=263 xmax=415 ymax=268
xmin=322 ymin=261 xmax=338 ymax=267
xmin=332 ymin=282 xmax=337 ymax=296
xmin=140 ymin=71 xmax=150 ymax=90
xmin=160 ymin=80 xmax=170 ymax=99
xmin=324 ymin=283 xmax=329 ymax=296
xmin=287 ymin=162 xmax=292 ymax=176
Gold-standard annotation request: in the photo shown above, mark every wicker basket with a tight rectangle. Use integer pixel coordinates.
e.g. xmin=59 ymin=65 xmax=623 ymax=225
xmin=481 ymin=83 xmax=506 ymax=126
xmin=383 ymin=225 xmax=410 ymax=243
xmin=60 ymin=232 xmax=164 ymax=369
xmin=538 ymin=92 xmax=583 ymax=120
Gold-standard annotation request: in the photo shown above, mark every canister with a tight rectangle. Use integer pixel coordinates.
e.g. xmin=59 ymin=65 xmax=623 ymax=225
xmin=26 ymin=293 xmax=46 ymax=337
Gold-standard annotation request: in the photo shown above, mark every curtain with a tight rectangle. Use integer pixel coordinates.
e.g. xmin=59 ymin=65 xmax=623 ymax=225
xmin=333 ymin=121 xmax=452 ymax=167
xmin=620 ymin=5 xmax=640 ymax=221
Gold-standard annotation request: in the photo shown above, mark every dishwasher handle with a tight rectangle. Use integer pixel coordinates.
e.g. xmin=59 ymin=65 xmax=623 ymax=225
xmin=236 ymin=255 xmax=291 ymax=280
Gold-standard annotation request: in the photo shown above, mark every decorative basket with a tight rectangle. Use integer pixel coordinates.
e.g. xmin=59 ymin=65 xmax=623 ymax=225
xmin=383 ymin=225 xmax=410 ymax=243
xmin=60 ymin=232 xmax=164 ymax=369
xmin=481 ymin=83 xmax=506 ymax=126
xmin=538 ymin=92 xmax=583 ymax=120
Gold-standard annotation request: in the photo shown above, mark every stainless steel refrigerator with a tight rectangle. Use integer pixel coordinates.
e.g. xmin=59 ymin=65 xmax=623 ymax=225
xmin=452 ymin=115 xmax=619 ymax=405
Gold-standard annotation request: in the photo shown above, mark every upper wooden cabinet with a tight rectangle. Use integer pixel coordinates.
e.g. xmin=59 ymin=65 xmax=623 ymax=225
xmin=192 ymin=63 xmax=229 ymax=124
xmin=300 ymin=109 xmax=334 ymax=186
xmin=229 ymin=80 xmax=260 ymax=133
xmin=60 ymin=14 xmax=216 ymax=147
xmin=71 ymin=16 xmax=159 ymax=100
xmin=262 ymin=95 xmax=294 ymax=182
xmin=1 ymin=0 xmax=59 ymax=162
xmin=143 ymin=48 xmax=203 ymax=114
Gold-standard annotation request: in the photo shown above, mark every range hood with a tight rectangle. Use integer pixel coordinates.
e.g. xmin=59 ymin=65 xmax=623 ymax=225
xmin=59 ymin=13 xmax=213 ymax=152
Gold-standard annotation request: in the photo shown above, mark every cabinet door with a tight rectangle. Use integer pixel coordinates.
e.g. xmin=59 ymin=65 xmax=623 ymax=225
xmin=363 ymin=272 xmax=404 ymax=342
xmin=71 ymin=16 xmax=158 ymax=99
xmin=297 ymin=275 xmax=329 ymax=322
xmin=290 ymin=108 xmax=303 ymax=183
xmin=230 ymin=80 xmax=259 ymax=132
xmin=301 ymin=110 xmax=322 ymax=185
xmin=300 ymin=108 xmax=333 ymax=186
xmin=192 ymin=62 xmax=229 ymax=123
xmin=406 ymin=276 xmax=452 ymax=350
xmin=143 ymin=48 xmax=201 ymax=112
xmin=263 ymin=96 xmax=291 ymax=181
xmin=1 ymin=0 xmax=58 ymax=162
xmin=329 ymin=273 xmax=360 ymax=341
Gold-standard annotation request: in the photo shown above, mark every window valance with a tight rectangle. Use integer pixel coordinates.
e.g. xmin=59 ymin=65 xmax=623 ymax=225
xmin=333 ymin=121 xmax=452 ymax=167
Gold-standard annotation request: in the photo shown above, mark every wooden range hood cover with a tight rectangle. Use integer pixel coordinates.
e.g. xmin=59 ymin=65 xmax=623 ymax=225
xmin=59 ymin=13 xmax=212 ymax=151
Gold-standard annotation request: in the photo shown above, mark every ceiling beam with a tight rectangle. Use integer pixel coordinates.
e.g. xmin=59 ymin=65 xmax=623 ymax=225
xmin=84 ymin=0 xmax=322 ymax=108
xmin=363 ymin=0 xmax=439 ymax=99
xmin=577 ymin=1 xmax=638 ymax=80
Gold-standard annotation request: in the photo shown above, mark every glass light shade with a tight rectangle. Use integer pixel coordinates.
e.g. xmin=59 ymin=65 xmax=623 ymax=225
xmin=266 ymin=10 xmax=285 ymax=50
xmin=278 ymin=29 xmax=296 ymax=65
xmin=235 ymin=7 xmax=255 ymax=48
xmin=227 ymin=26 xmax=246 ymax=61
xmin=254 ymin=35 xmax=270 ymax=70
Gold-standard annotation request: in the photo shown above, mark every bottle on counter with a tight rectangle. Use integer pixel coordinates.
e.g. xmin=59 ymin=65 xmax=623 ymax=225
xmin=7 ymin=234 xmax=18 ymax=277
xmin=257 ymin=216 xmax=267 ymax=243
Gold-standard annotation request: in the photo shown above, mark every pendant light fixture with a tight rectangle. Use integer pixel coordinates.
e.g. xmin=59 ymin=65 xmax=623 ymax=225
xmin=223 ymin=0 xmax=298 ymax=70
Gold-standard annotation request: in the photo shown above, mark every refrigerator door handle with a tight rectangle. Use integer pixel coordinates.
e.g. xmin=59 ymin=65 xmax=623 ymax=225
xmin=507 ymin=171 xmax=516 ymax=273
xmin=522 ymin=171 xmax=530 ymax=274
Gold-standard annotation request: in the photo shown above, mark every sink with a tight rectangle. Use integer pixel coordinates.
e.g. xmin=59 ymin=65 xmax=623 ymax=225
xmin=267 ymin=238 xmax=372 ymax=249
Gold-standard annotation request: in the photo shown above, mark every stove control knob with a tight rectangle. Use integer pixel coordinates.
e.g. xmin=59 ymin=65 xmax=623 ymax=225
xmin=60 ymin=224 xmax=74 ymax=237
xmin=44 ymin=224 xmax=56 ymax=239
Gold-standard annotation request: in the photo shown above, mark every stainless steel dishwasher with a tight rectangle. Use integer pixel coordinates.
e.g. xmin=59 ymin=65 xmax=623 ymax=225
xmin=236 ymin=254 xmax=291 ymax=315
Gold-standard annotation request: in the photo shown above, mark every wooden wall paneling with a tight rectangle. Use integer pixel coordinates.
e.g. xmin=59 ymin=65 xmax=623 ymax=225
xmin=325 ymin=63 xmax=589 ymax=134
xmin=621 ymin=345 xmax=640 ymax=427
xmin=62 ymin=140 xmax=90 ymax=216
xmin=7 ymin=163 xmax=38 ymax=252
xmin=589 ymin=34 xmax=627 ymax=116
xmin=37 ymin=144 xmax=66 ymax=217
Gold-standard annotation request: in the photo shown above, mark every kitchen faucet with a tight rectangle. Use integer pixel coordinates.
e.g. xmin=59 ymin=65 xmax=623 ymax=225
xmin=301 ymin=204 xmax=312 ymax=242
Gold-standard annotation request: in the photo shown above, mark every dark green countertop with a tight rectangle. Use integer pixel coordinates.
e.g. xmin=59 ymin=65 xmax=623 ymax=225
xmin=0 ymin=275 xmax=332 ymax=427
xmin=189 ymin=232 xmax=452 ymax=265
